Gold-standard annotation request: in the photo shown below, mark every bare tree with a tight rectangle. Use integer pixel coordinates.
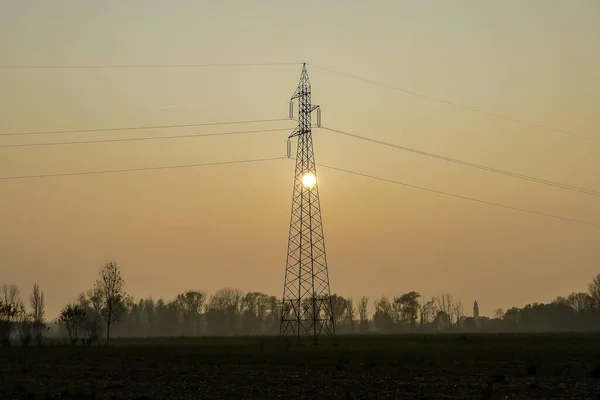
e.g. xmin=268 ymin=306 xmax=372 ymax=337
xmin=16 ymin=305 xmax=33 ymax=347
xmin=1 ymin=284 xmax=22 ymax=309
xmin=0 ymin=301 xmax=18 ymax=346
xmin=358 ymin=297 xmax=369 ymax=327
xmin=207 ymin=287 xmax=243 ymax=334
xmin=0 ymin=284 xmax=22 ymax=346
xmin=453 ymin=299 xmax=464 ymax=326
xmin=30 ymin=283 xmax=46 ymax=344
xmin=589 ymin=274 xmax=600 ymax=307
xmin=78 ymin=290 xmax=103 ymax=345
xmin=93 ymin=261 xmax=128 ymax=346
xmin=494 ymin=308 xmax=505 ymax=319
xmin=176 ymin=290 xmax=207 ymax=335
xmin=436 ymin=293 xmax=454 ymax=327
xmin=346 ymin=298 xmax=356 ymax=332
xmin=567 ymin=292 xmax=594 ymax=312
xmin=419 ymin=297 xmax=437 ymax=331
xmin=30 ymin=283 xmax=45 ymax=322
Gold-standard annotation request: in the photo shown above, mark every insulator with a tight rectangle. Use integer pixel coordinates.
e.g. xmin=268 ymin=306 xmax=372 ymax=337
xmin=286 ymin=140 xmax=291 ymax=158
xmin=288 ymin=101 xmax=293 ymax=119
xmin=316 ymin=108 xmax=322 ymax=127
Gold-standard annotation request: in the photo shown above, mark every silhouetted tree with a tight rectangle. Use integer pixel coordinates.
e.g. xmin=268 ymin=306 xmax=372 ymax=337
xmin=436 ymin=294 xmax=453 ymax=329
xmin=494 ymin=308 xmax=505 ymax=320
xmin=453 ymin=299 xmax=464 ymax=326
xmin=394 ymin=291 xmax=421 ymax=328
xmin=30 ymin=283 xmax=47 ymax=344
xmin=346 ymin=297 xmax=356 ymax=332
xmin=58 ymin=304 xmax=87 ymax=345
xmin=206 ymin=288 xmax=243 ymax=335
xmin=93 ymin=261 xmax=128 ymax=345
xmin=16 ymin=305 xmax=33 ymax=347
xmin=78 ymin=290 xmax=103 ymax=345
xmin=419 ymin=297 xmax=437 ymax=332
xmin=358 ymin=296 xmax=369 ymax=333
xmin=176 ymin=290 xmax=206 ymax=336
xmin=373 ymin=296 xmax=394 ymax=332
xmin=0 ymin=284 xmax=22 ymax=346
xmin=589 ymin=274 xmax=600 ymax=306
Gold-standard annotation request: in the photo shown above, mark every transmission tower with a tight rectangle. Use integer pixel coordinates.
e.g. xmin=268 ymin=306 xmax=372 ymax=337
xmin=280 ymin=63 xmax=335 ymax=340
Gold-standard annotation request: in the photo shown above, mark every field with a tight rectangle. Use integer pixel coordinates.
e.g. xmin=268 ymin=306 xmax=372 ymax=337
xmin=1 ymin=333 xmax=600 ymax=399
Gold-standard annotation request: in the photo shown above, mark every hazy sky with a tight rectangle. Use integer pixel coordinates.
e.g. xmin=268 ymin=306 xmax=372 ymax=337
xmin=1 ymin=1 xmax=599 ymax=318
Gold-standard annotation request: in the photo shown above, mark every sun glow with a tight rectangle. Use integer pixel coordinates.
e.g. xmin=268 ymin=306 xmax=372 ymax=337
xmin=301 ymin=172 xmax=317 ymax=188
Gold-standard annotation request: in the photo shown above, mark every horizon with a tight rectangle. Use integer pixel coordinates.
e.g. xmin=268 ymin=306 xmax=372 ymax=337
xmin=1 ymin=1 xmax=599 ymax=320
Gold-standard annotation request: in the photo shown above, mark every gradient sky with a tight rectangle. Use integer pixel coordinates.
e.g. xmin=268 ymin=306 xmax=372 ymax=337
xmin=1 ymin=1 xmax=599 ymax=318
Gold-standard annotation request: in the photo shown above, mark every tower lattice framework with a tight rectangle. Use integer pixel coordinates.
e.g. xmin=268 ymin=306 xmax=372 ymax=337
xmin=280 ymin=63 xmax=335 ymax=339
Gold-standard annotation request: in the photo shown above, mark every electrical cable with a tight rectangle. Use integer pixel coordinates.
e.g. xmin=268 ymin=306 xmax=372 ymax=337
xmin=0 ymin=62 xmax=301 ymax=69
xmin=321 ymin=126 xmax=600 ymax=197
xmin=0 ymin=118 xmax=291 ymax=137
xmin=309 ymin=64 xmax=594 ymax=141
xmin=314 ymin=162 xmax=598 ymax=227
xmin=0 ymin=127 xmax=291 ymax=148
xmin=0 ymin=157 xmax=288 ymax=181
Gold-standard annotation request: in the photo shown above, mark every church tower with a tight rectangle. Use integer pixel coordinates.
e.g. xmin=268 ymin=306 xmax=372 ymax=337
xmin=473 ymin=301 xmax=479 ymax=321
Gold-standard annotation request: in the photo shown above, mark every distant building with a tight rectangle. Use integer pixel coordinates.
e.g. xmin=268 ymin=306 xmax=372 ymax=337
xmin=473 ymin=301 xmax=480 ymax=321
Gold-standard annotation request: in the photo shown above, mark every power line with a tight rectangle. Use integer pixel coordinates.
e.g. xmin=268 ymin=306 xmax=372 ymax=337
xmin=0 ymin=157 xmax=288 ymax=181
xmin=309 ymin=64 xmax=594 ymax=141
xmin=0 ymin=127 xmax=291 ymax=149
xmin=0 ymin=62 xmax=301 ymax=69
xmin=0 ymin=118 xmax=291 ymax=137
xmin=315 ymin=162 xmax=598 ymax=227
xmin=321 ymin=126 xmax=600 ymax=197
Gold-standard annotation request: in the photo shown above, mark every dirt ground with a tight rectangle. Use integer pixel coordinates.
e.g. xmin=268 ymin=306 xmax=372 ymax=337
xmin=1 ymin=333 xmax=600 ymax=399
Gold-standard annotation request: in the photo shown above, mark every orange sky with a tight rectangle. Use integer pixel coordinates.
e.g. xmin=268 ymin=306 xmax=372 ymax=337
xmin=1 ymin=1 xmax=599 ymax=318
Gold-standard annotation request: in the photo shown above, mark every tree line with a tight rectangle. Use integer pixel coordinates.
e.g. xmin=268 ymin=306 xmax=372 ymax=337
xmin=1 ymin=262 xmax=600 ymax=346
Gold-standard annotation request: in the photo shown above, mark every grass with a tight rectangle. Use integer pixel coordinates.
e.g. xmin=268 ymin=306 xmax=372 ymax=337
xmin=1 ymin=333 xmax=600 ymax=399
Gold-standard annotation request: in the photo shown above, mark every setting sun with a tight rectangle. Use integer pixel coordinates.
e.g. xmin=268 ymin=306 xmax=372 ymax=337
xmin=301 ymin=172 xmax=317 ymax=188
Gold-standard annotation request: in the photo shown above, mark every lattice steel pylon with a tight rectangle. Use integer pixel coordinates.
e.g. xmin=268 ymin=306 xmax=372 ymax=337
xmin=280 ymin=63 xmax=335 ymax=340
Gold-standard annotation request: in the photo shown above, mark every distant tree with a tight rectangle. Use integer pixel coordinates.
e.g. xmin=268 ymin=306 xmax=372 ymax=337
xmin=434 ymin=310 xmax=451 ymax=331
xmin=241 ymin=292 xmax=269 ymax=335
xmin=453 ymin=299 xmax=464 ymax=326
xmin=494 ymin=308 xmax=505 ymax=320
xmin=93 ymin=261 xmax=128 ymax=345
xmin=0 ymin=300 xmax=18 ymax=346
xmin=462 ymin=317 xmax=476 ymax=331
xmin=504 ymin=307 xmax=521 ymax=324
xmin=176 ymin=290 xmax=206 ymax=335
xmin=30 ymin=283 xmax=45 ymax=322
xmin=58 ymin=304 xmax=87 ymax=345
xmin=588 ymin=274 xmax=600 ymax=307
xmin=346 ymin=298 xmax=356 ymax=332
xmin=331 ymin=294 xmax=351 ymax=332
xmin=394 ymin=291 xmax=421 ymax=328
xmin=267 ymin=296 xmax=280 ymax=334
xmin=30 ymin=283 xmax=47 ymax=344
xmin=143 ymin=298 xmax=156 ymax=333
xmin=0 ymin=284 xmax=22 ymax=346
xmin=358 ymin=296 xmax=369 ymax=333
xmin=78 ymin=290 xmax=103 ymax=345
xmin=1 ymin=284 xmax=22 ymax=307
xmin=155 ymin=298 xmax=180 ymax=336
xmin=373 ymin=296 xmax=394 ymax=332
xmin=207 ymin=288 xmax=243 ymax=335
xmin=436 ymin=294 xmax=453 ymax=328
xmin=567 ymin=292 xmax=594 ymax=312
xmin=419 ymin=297 xmax=437 ymax=331
xmin=16 ymin=305 xmax=33 ymax=347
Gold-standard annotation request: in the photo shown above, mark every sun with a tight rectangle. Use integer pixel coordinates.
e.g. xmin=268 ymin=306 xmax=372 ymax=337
xmin=301 ymin=172 xmax=317 ymax=188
